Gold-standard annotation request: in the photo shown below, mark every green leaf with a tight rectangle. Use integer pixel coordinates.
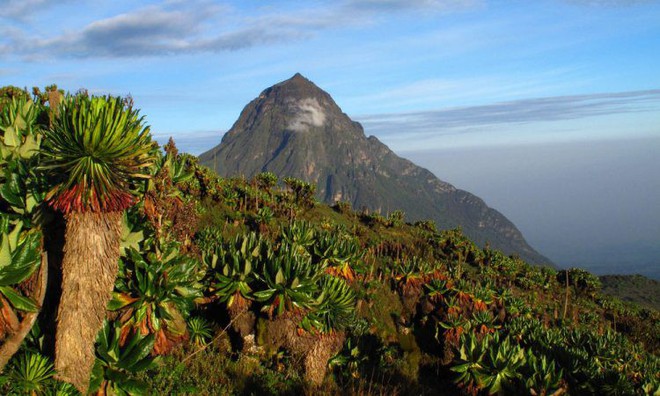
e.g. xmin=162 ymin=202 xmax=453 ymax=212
xmin=120 ymin=223 xmax=144 ymax=257
xmin=0 ymin=176 xmax=23 ymax=209
xmin=0 ymin=235 xmax=11 ymax=268
xmin=17 ymin=134 xmax=41 ymax=159
xmin=0 ymin=285 xmax=39 ymax=312
xmin=117 ymin=379 xmax=149 ymax=396
xmin=4 ymin=126 xmax=18 ymax=147
xmin=121 ymin=334 xmax=154 ymax=370
xmin=88 ymin=359 xmax=105 ymax=393
xmin=0 ymin=232 xmax=41 ymax=285
xmin=7 ymin=221 xmax=23 ymax=250
xmin=107 ymin=292 xmax=137 ymax=311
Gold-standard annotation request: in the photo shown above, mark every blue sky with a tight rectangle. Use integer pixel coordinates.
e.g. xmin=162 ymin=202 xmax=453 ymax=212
xmin=2 ymin=0 xmax=660 ymax=275
xmin=2 ymin=0 xmax=659 ymax=149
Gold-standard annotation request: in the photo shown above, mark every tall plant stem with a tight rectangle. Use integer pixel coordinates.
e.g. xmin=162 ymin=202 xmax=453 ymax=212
xmin=54 ymin=211 xmax=122 ymax=393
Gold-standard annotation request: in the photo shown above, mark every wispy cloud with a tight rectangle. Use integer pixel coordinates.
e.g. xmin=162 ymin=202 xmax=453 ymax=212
xmin=356 ymin=89 xmax=660 ymax=138
xmin=0 ymin=0 xmax=64 ymax=21
xmin=2 ymin=0 xmax=481 ymax=60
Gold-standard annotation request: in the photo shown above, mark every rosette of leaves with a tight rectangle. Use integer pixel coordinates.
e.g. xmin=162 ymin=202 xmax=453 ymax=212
xmin=0 ymin=352 xmax=79 ymax=396
xmin=438 ymin=312 xmax=471 ymax=346
xmin=521 ymin=351 xmax=565 ymax=396
xmin=280 ymin=221 xmax=316 ymax=253
xmin=254 ymin=172 xmax=278 ymax=194
xmin=253 ymin=206 xmax=274 ymax=228
xmin=253 ymin=247 xmax=321 ymax=317
xmin=451 ymin=331 xmax=489 ymax=394
xmin=471 ymin=286 xmax=495 ymax=312
xmin=221 ymin=184 xmax=240 ymax=210
xmin=480 ymin=333 xmax=525 ymax=394
xmin=302 ymin=276 xmax=356 ymax=334
xmin=452 ymin=332 xmax=525 ymax=395
xmin=211 ymin=232 xmax=271 ymax=330
xmin=424 ymin=278 xmax=451 ymax=305
xmin=89 ymin=320 xmax=157 ymax=396
xmin=471 ymin=311 xmax=500 ymax=334
xmin=210 ymin=232 xmax=272 ymax=337
xmin=195 ymin=227 xmax=224 ymax=261
xmin=41 ymin=94 xmax=154 ymax=213
xmin=187 ymin=317 xmax=213 ymax=347
xmin=109 ymin=242 xmax=204 ymax=354
xmin=313 ymin=231 xmax=364 ymax=281
xmin=393 ymin=256 xmax=431 ymax=296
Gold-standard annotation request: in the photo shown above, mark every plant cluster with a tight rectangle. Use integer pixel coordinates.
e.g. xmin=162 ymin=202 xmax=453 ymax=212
xmin=0 ymin=85 xmax=658 ymax=395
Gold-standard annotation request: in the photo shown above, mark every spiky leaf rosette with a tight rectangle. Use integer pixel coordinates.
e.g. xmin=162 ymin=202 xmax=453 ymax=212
xmin=42 ymin=95 xmax=154 ymax=213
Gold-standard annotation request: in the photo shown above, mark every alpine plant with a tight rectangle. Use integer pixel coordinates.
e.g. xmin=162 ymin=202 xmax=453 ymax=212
xmin=41 ymin=94 xmax=155 ymax=393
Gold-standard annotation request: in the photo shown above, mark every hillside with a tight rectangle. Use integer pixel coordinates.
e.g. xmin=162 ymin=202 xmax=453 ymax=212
xmin=199 ymin=74 xmax=552 ymax=266
xmin=0 ymin=87 xmax=658 ymax=395
xmin=600 ymin=274 xmax=660 ymax=311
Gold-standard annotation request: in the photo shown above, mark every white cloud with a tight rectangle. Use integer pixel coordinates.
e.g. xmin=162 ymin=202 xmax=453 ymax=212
xmin=1 ymin=0 xmax=486 ymax=59
xmin=288 ymin=98 xmax=327 ymax=132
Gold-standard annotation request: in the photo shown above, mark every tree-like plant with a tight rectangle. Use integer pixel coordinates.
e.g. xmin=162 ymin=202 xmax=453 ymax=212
xmin=283 ymin=177 xmax=316 ymax=210
xmin=41 ymin=94 xmax=155 ymax=392
xmin=209 ymin=232 xmax=269 ymax=343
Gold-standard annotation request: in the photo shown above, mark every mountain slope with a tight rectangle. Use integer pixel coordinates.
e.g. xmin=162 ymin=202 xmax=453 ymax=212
xmin=199 ymin=73 xmax=551 ymax=265
xmin=600 ymin=274 xmax=660 ymax=311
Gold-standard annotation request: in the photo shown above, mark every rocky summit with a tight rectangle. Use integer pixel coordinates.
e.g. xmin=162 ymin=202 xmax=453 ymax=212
xmin=199 ymin=73 xmax=552 ymax=265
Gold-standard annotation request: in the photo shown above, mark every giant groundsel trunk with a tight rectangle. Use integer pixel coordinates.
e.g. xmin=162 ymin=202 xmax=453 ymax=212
xmin=55 ymin=211 xmax=122 ymax=392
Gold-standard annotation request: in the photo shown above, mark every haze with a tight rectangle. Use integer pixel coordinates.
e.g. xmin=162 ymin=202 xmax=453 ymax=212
xmin=403 ymin=138 xmax=660 ymax=279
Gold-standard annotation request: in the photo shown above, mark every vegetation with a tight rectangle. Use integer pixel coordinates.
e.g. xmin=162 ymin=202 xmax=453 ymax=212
xmin=600 ymin=274 xmax=660 ymax=311
xmin=0 ymin=85 xmax=658 ymax=395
